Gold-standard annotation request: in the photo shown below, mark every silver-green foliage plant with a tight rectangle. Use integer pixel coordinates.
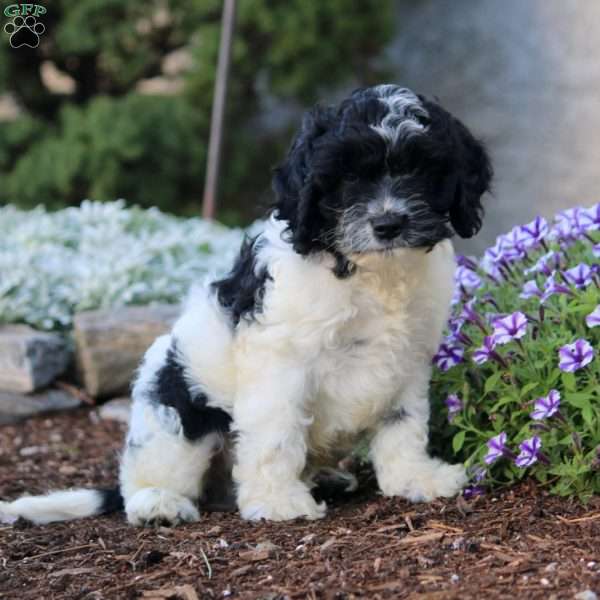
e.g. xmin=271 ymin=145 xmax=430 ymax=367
xmin=431 ymin=204 xmax=600 ymax=500
xmin=0 ymin=201 xmax=248 ymax=330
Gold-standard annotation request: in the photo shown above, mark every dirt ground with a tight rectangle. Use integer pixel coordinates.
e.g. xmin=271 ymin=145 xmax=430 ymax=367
xmin=0 ymin=409 xmax=599 ymax=600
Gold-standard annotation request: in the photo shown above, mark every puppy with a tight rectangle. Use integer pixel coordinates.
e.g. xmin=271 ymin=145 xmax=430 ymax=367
xmin=0 ymin=85 xmax=492 ymax=526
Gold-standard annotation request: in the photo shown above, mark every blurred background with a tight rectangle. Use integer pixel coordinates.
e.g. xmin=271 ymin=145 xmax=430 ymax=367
xmin=1 ymin=0 xmax=599 ymax=254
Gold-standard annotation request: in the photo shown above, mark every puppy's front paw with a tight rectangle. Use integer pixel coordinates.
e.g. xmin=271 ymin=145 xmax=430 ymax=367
xmin=239 ymin=488 xmax=326 ymax=521
xmin=125 ymin=488 xmax=200 ymax=527
xmin=378 ymin=459 xmax=467 ymax=502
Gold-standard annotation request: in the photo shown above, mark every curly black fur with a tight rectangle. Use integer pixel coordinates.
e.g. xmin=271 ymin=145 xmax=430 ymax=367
xmin=211 ymin=236 xmax=272 ymax=326
xmin=154 ymin=346 xmax=232 ymax=441
xmin=272 ymin=85 xmax=492 ymax=262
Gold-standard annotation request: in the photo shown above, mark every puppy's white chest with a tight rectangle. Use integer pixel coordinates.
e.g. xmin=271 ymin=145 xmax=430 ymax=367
xmin=310 ymin=290 xmax=416 ymax=448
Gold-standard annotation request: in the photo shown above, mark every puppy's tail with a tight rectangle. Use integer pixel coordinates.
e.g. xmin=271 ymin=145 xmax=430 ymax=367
xmin=0 ymin=487 xmax=123 ymax=525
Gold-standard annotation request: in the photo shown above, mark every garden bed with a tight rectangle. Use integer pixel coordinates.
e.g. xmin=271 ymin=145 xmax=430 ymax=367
xmin=1 ymin=409 xmax=598 ymax=599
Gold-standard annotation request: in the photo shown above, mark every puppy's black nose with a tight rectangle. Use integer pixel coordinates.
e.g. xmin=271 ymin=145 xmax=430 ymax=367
xmin=370 ymin=214 xmax=409 ymax=240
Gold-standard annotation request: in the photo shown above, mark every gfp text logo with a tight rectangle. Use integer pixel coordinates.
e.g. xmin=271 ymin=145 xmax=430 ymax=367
xmin=4 ymin=4 xmax=47 ymax=48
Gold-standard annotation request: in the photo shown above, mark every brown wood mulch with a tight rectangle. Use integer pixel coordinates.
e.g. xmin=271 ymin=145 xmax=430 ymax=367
xmin=0 ymin=409 xmax=598 ymax=600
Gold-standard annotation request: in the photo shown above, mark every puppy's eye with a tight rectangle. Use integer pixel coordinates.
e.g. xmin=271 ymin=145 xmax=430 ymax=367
xmin=344 ymin=174 xmax=359 ymax=184
xmin=415 ymin=114 xmax=431 ymax=127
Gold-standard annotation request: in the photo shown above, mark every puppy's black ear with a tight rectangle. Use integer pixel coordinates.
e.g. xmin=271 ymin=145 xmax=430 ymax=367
xmin=448 ymin=119 xmax=493 ymax=238
xmin=272 ymin=106 xmax=333 ymax=254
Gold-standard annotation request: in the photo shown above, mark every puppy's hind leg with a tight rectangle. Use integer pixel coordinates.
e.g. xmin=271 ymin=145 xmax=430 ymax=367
xmin=120 ymin=425 xmax=219 ymax=527
xmin=121 ymin=336 xmax=231 ymax=527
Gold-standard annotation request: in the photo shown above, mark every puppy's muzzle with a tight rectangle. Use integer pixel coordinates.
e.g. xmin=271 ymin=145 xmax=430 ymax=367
xmin=370 ymin=213 xmax=409 ymax=241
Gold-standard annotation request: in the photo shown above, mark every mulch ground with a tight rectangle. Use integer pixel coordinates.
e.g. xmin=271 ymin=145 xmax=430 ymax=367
xmin=0 ymin=409 xmax=599 ymax=600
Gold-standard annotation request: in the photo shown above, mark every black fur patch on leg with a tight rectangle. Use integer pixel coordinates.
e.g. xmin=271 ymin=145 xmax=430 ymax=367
xmin=154 ymin=347 xmax=232 ymax=441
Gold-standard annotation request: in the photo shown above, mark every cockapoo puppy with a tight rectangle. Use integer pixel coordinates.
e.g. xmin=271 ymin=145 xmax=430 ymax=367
xmin=1 ymin=84 xmax=492 ymax=526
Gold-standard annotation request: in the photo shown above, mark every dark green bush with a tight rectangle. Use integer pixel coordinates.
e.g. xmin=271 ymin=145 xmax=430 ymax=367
xmin=2 ymin=94 xmax=207 ymax=213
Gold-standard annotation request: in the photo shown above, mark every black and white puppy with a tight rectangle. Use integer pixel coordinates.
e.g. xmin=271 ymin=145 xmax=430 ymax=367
xmin=1 ymin=85 xmax=492 ymax=526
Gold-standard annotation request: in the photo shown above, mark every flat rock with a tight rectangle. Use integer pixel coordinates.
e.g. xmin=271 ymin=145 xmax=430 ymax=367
xmin=74 ymin=304 xmax=179 ymax=399
xmin=0 ymin=389 xmax=81 ymax=425
xmin=0 ymin=325 xmax=71 ymax=393
xmin=97 ymin=397 xmax=131 ymax=424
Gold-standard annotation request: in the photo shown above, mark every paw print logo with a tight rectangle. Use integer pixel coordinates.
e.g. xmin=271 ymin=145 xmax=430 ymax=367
xmin=4 ymin=15 xmax=45 ymax=48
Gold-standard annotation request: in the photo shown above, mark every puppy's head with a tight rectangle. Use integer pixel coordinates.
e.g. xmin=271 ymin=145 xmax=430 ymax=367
xmin=273 ymin=84 xmax=492 ymax=259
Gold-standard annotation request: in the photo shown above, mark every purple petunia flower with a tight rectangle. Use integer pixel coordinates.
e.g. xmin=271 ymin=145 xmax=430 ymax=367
xmin=446 ymin=317 xmax=473 ymax=345
xmin=501 ymin=226 xmax=529 ymax=260
xmin=467 ymin=465 xmax=487 ymax=483
xmin=515 ymin=436 xmax=542 ymax=468
xmin=445 ymin=394 xmax=463 ymax=422
xmin=524 ymin=251 xmax=562 ymax=276
xmin=520 ymin=280 xmax=542 ymax=300
xmin=558 ymin=339 xmax=595 ymax=372
xmin=580 ymin=202 xmax=600 ymax=232
xmin=564 ymin=263 xmax=593 ymax=289
xmin=433 ymin=343 xmax=464 ymax=371
xmin=586 ymin=305 xmax=600 ymax=328
xmin=463 ymin=486 xmax=485 ymax=499
xmin=448 ymin=317 xmax=466 ymax=334
xmin=593 ymin=243 xmax=600 ymax=259
xmin=542 ymin=271 xmax=573 ymax=303
xmin=460 ymin=298 xmax=488 ymax=334
xmin=473 ymin=335 xmax=497 ymax=365
xmin=492 ymin=312 xmax=528 ymax=344
xmin=520 ymin=216 xmax=549 ymax=248
xmin=450 ymin=285 xmax=462 ymax=307
xmin=530 ymin=390 xmax=561 ymax=420
xmin=551 ymin=207 xmax=589 ymax=242
xmin=455 ymin=265 xmax=482 ymax=291
xmin=484 ymin=432 xmax=508 ymax=465
xmin=456 ymin=255 xmax=479 ymax=271
xmin=480 ymin=258 xmax=503 ymax=282
xmin=483 ymin=236 xmax=515 ymax=266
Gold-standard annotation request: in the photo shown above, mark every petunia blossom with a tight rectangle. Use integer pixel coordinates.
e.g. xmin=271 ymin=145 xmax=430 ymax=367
xmin=433 ymin=343 xmax=464 ymax=371
xmin=500 ymin=226 xmax=529 ymax=260
xmin=551 ymin=207 xmax=588 ymax=242
xmin=564 ymin=263 xmax=593 ymax=289
xmin=463 ymin=486 xmax=485 ymax=499
xmin=455 ymin=265 xmax=482 ymax=291
xmin=484 ymin=432 xmax=508 ymax=465
xmin=558 ymin=339 xmax=595 ymax=372
xmin=467 ymin=465 xmax=487 ymax=484
xmin=492 ymin=311 xmax=528 ymax=344
xmin=530 ymin=390 xmax=561 ymax=420
xmin=585 ymin=305 xmax=600 ymax=328
xmin=456 ymin=255 xmax=479 ymax=271
xmin=520 ymin=280 xmax=542 ymax=300
xmin=541 ymin=271 xmax=573 ymax=303
xmin=445 ymin=394 xmax=463 ymax=422
xmin=515 ymin=436 xmax=542 ymax=468
xmin=446 ymin=317 xmax=473 ymax=346
xmin=593 ymin=243 xmax=600 ymax=258
xmin=524 ymin=251 xmax=561 ymax=276
xmin=473 ymin=335 xmax=497 ymax=365
xmin=580 ymin=202 xmax=600 ymax=232
xmin=520 ymin=216 xmax=549 ymax=248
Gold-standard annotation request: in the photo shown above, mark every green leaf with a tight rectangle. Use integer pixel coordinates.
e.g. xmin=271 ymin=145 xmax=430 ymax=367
xmin=484 ymin=371 xmax=503 ymax=395
xmin=582 ymin=404 xmax=595 ymax=428
xmin=520 ymin=381 xmax=539 ymax=399
xmin=452 ymin=431 xmax=466 ymax=453
xmin=565 ymin=391 xmax=593 ymax=409
xmin=562 ymin=372 xmax=576 ymax=392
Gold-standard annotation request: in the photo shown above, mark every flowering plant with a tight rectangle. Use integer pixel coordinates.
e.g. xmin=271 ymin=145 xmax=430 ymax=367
xmin=0 ymin=201 xmax=251 ymax=330
xmin=431 ymin=205 xmax=600 ymax=500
